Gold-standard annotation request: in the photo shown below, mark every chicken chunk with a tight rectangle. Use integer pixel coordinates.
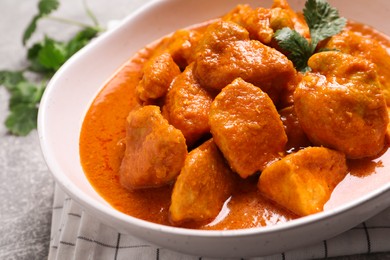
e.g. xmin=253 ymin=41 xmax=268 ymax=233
xmin=386 ymin=108 xmax=390 ymax=144
xmin=323 ymin=30 xmax=390 ymax=105
xmin=222 ymin=5 xmax=275 ymax=43
xmin=294 ymin=51 xmax=389 ymax=159
xmin=169 ymin=139 xmax=236 ymax=224
xmin=119 ymin=105 xmax=187 ymax=190
xmin=279 ymin=106 xmax=311 ymax=152
xmin=162 ymin=63 xmax=214 ymax=147
xmin=136 ymin=53 xmax=181 ymax=103
xmin=194 ymin=20 xmax=296 ymax=104
xmin=222 ymin=1 xmax=309 ymax=43
xmin=163 ymin=29 xmax=203 ymax=70
xmin=271 ymin=0 xmax=310 ymax=39
xmin=258 ymin=147 xmax=347 ymax=216
xmin=209 ymin=78 xmax=287 ymax=178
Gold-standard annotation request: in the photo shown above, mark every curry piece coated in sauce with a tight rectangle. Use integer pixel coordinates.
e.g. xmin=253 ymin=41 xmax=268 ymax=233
xmin=170 ymin=139 xmax=237 ymax=224
xmin=323 ymin=30 xmax=390 ymax=106
xmin=160 ymin=29 xmax=203 ymax=70
xmin=209 ymin=78 xmax=287 ymax=179
xmin=136 ymin=52 xmax=181 ymax=103
xmin=193 ymin=20 xmax=297 ymax=105
xmin=279 ymin=105 xmax=311 ymax=152
xmin=82 ymin=0 xmax=390 ymax=229
xmin=294 ymin=51 xmax=388 ymax=159
xmin=119 ymin=105 xmax=187 ymax=190
xmin=162 ymin=63 xmax=214 ymax=148
xmin=222 ymin=0 xmax=309 ymax=43
xmin=259 ymin=147 xmax=347 ymax=216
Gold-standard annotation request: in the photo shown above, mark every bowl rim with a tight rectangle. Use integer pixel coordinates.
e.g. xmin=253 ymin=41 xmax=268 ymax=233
xmin=38 ymin=0 xmax=390 ymax=239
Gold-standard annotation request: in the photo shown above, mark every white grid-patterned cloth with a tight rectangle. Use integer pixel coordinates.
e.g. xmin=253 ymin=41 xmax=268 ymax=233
xmin=48 ymin=185 xmax=390 ymax=260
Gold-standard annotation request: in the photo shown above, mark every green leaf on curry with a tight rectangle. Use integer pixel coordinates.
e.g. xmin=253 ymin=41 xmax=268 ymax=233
xmin=304 ymin=0 xmax=347 ymax=46
xmin=274 ymin=0 xmax=346 ymax=71
xmin=274 ymin=28 xmax=313 ymax=72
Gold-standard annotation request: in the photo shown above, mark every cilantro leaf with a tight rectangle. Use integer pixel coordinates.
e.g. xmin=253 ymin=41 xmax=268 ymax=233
xmin=304 ymin=0 xmax=347 ymax=46
xmin=5 ymin=103 xmax=39 ymax=136
xmin=0 ymin=70 xmax=26 ymax=91
xmin=273 ymin=0 xmax=346 ymax=71
xmin=27 ymin=42 xmax=49 ymax=73
xmin=23 ymin=15 xmax=41 ymax=46
xmin=274 ymin=28 xmax=313 ymax=72
xmin=66 ymin=27 xmax=99 ymax=57
xmin=5 ymin=0 xmax=101 ymax=136
xmin=38 ymin=0 xmax=60 ymax=15
xmin=13 ymin=26 xmax=98 ymax=136
xmin=5 ymin=81 xmax=45 ymax=136
xmin=37 ymin=37 xmax=67 ymax=71
xmin=9 ymin=81 xmax=45 ymax=109
xmin=26 ymin=27 xmax=99 ymax=76
xmin=23 ymin=0 xmax=60 ymax=45
xmin=27 ymin=39 xmax=63 ymax=75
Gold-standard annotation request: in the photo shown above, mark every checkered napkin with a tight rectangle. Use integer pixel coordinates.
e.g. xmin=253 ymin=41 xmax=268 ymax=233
xmin=48 ymin=184 xmax=390 ymax=260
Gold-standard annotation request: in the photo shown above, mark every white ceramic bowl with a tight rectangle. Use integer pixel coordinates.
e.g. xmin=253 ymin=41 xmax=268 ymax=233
xmin=38 ymin=0 xmax=390 ymax=257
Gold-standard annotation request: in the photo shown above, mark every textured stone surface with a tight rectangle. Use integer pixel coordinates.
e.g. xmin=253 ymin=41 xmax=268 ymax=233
xmin=0 ymin=0 xmax=145 ymax=259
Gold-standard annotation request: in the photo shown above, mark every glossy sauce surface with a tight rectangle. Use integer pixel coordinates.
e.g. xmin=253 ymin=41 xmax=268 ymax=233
xmin=80 ymin=21 xmax=390 ymax=230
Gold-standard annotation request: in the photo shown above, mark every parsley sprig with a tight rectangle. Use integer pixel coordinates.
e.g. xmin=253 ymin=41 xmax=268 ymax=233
xmin=0 ymin=0 xmax=102 ymax=136
xmin=274 ymin=0 xmax=346 ymax=72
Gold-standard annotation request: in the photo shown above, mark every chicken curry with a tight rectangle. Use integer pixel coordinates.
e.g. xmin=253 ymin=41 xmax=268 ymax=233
xmin=80 ymin=0 xmax=390 ymax=229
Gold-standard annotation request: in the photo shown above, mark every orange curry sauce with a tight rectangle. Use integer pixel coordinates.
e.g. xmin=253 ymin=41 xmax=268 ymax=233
xmin=80 ymin=21 xmax=390 ymax=230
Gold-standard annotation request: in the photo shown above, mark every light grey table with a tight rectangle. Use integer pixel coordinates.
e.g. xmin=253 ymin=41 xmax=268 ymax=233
xmin=0 ymin=1 xmax=145 ymax=259
xmin=0 ymin=0 xmax=389 ymax=259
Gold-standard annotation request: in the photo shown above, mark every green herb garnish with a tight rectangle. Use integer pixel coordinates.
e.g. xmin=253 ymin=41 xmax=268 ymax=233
xmin=274 ymin=0 xmax=346 ymax=71
xmin=0 ymin=0 xmax=102 ymax=136
xmin=23 ymin=0 xmax=60 ymax=45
